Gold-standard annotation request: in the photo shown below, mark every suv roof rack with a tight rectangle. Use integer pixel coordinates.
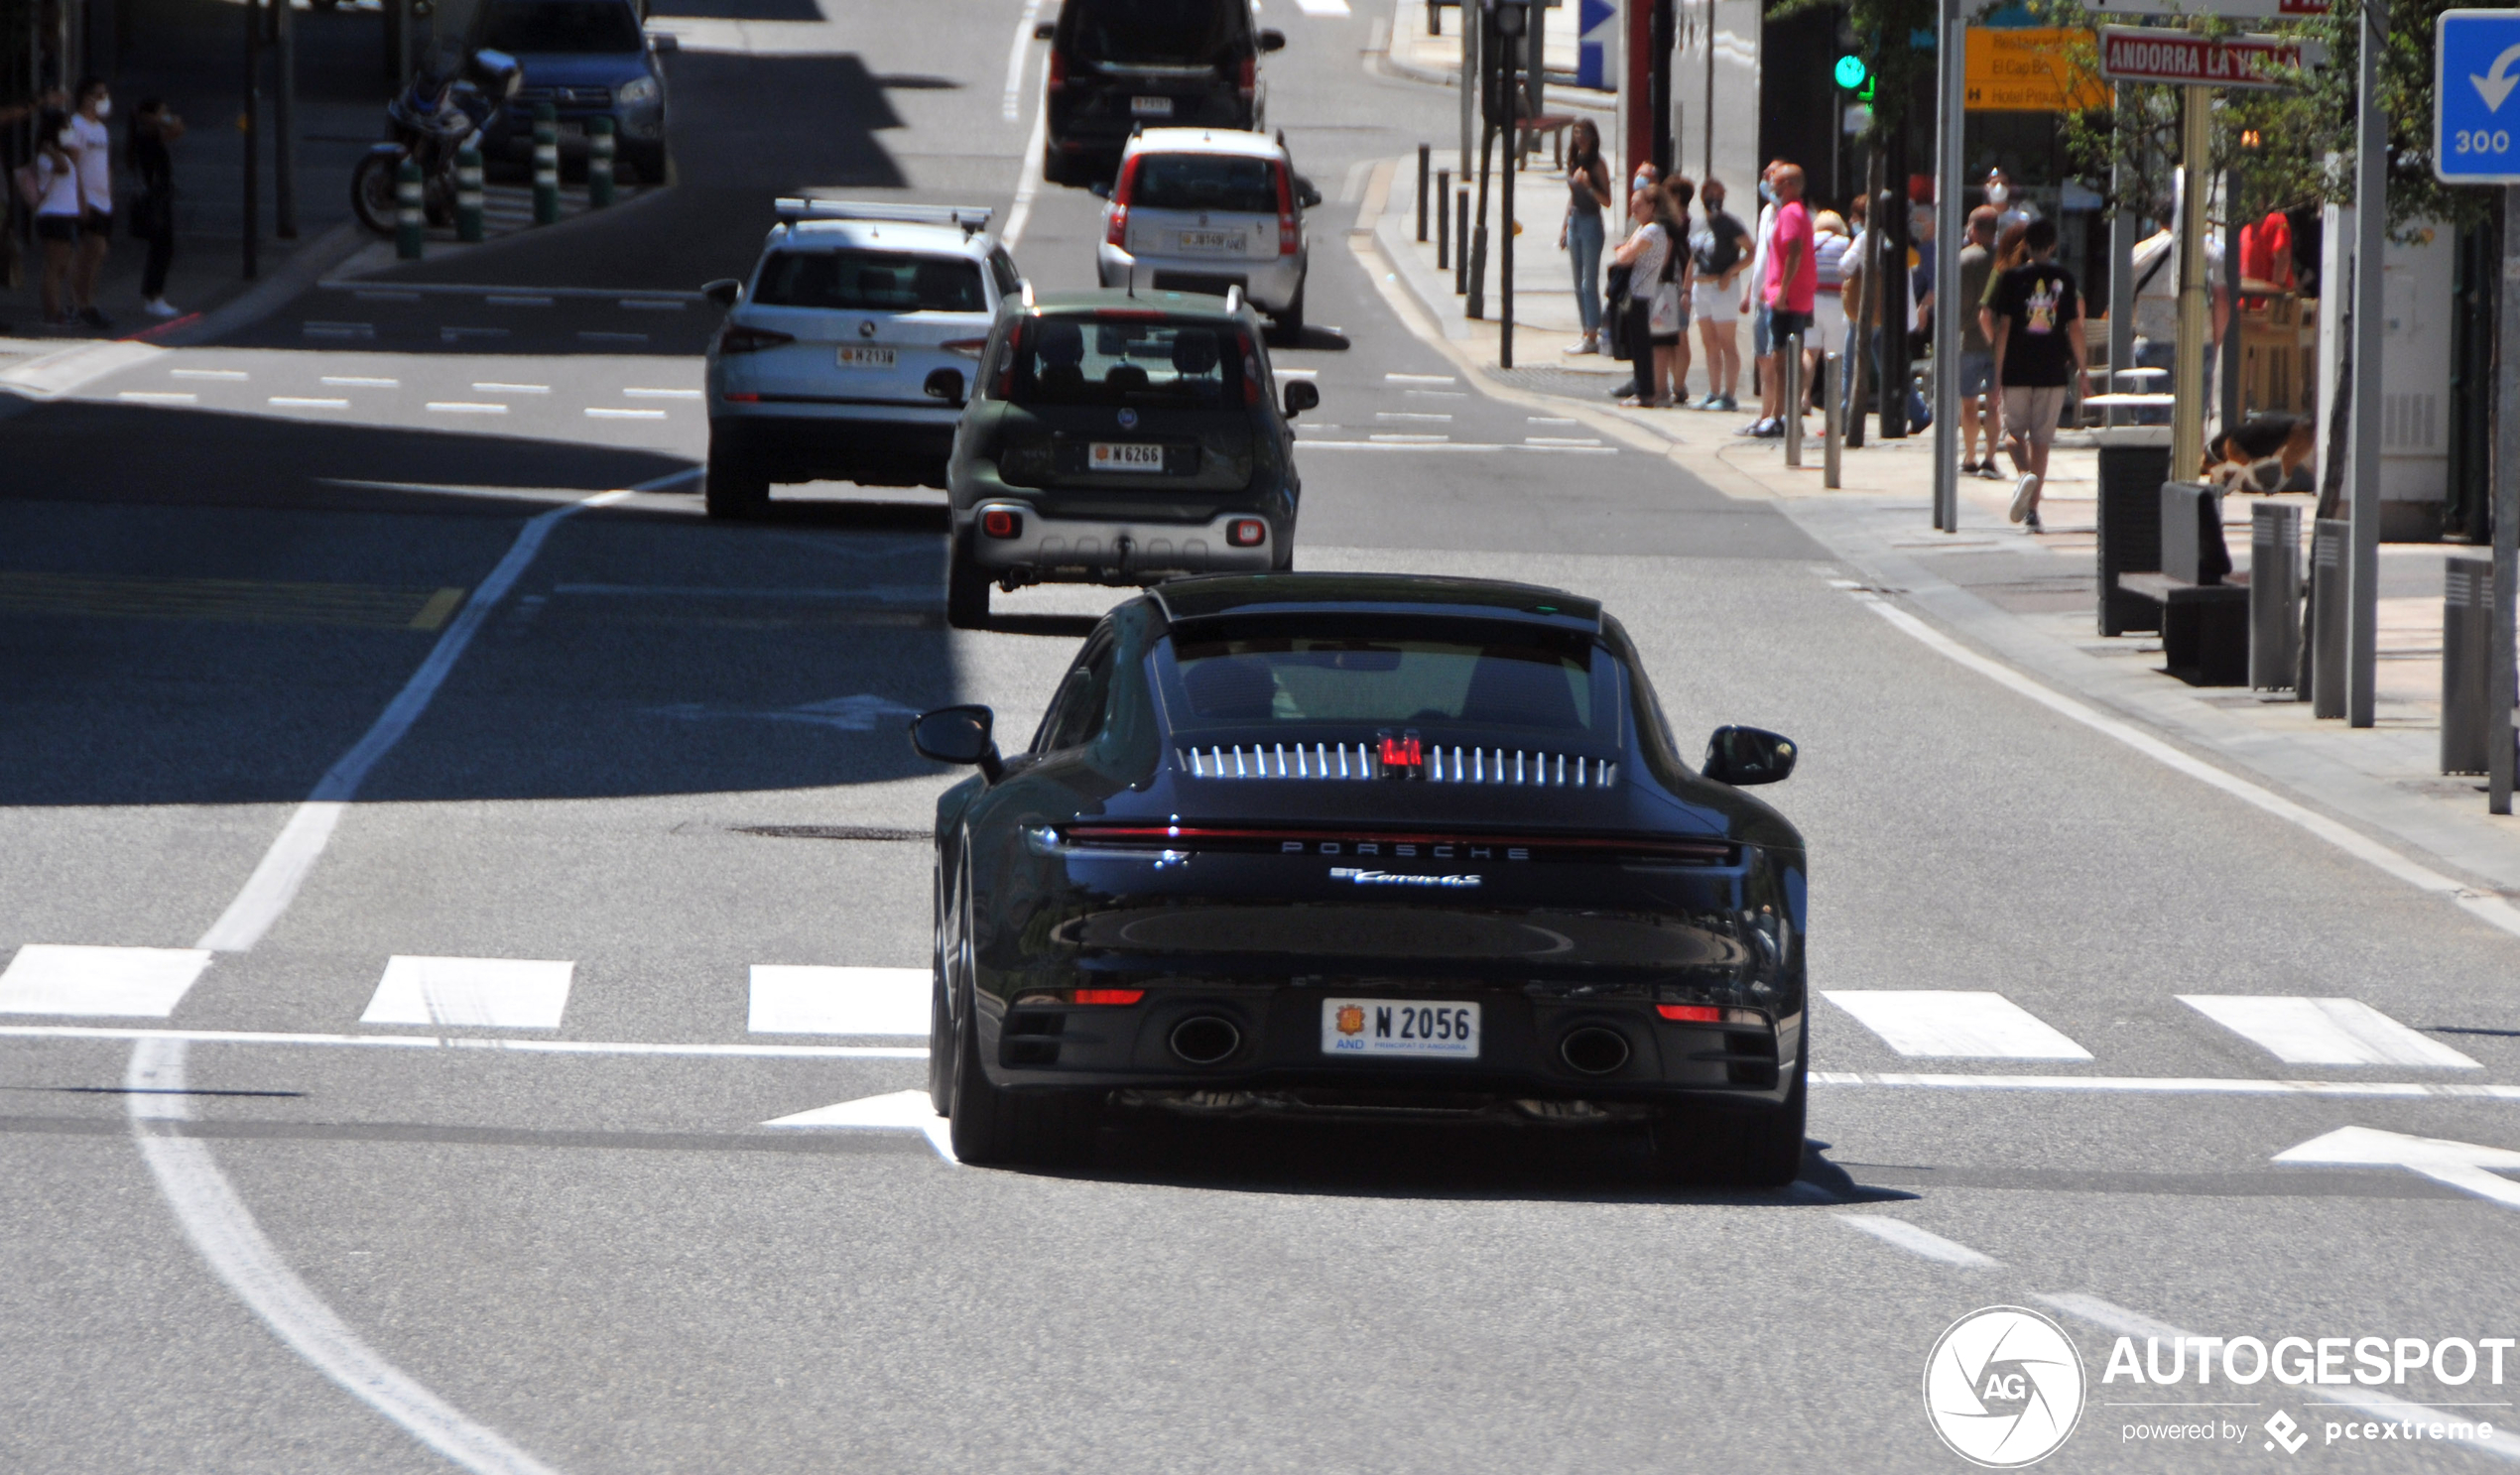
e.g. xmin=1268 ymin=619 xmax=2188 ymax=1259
xmin=772 ymin=198 xmax=994 ymax=236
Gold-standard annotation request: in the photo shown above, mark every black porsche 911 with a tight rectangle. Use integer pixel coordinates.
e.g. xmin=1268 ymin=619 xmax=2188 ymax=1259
xmin=909 ymin=572 xmax=1809 ymax=1183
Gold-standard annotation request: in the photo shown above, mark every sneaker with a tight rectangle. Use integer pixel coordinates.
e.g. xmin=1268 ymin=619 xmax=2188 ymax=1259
xmin=1736 ymin=418 xmax=1769 ymax=436
xmin=1754 ymin=419 xmax=1786 ymax=439
xmin=2024 ymin=507 xmax=2045 ymax=533
xmin=144 ymin=298 xmax=181 ymax=318
xmin=1564 ymin=338 xmax=1599 ymax=356
xmin=2008 ymin=473 xmax=2042 ymax=524
xmin=1716 ymin=395 xmax=1740 ymax=413
xmin=1960 ymin=458 xmax=1980 ymax=474
xmin=1975 ymin=460 xmax=2006 ymax=480
xmin=77 ymin=306 xmax=113 ymax=328
xmin=1607 ymin=379 xmax=1638 ymax=400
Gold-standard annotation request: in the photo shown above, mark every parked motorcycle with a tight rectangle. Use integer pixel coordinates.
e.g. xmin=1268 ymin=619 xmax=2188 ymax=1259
xmin=350 ymin=49 xmax=524 ymax=236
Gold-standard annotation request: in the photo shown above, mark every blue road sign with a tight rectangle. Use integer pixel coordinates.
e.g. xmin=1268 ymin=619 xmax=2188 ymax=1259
xmin=2437 ymin=9 xmax=2520 ymax=184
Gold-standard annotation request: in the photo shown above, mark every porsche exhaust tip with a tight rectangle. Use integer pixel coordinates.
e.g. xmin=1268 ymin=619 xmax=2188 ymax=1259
xmin=1170 ymin=1016 xmax=1242 ymax=1065
xmin=1559 ymin=1027 xmax=1631 ymax=1076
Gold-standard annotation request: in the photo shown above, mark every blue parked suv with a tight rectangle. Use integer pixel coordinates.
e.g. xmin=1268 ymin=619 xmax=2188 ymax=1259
xmin=466 ymin=0 xmax=673 ymax=183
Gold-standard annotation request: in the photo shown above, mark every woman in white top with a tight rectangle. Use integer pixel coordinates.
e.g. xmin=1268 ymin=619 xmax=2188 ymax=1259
xmin=1609 ymin=188 xmax=1683 ymax=407
xmin=1806 ymin=209 xmax=1850 ymax=413
xmin=29 ymin=111 xmax=83 ymax=325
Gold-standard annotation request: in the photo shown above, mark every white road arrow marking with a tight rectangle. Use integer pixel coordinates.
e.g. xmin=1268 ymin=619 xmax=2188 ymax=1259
xmin=764 ymin=1088 xmax=956 ymax=1163
xmin=2473 ymin=43 xmax=2520 ymax=113
xmin=2274 ymin=1125 xmax=2520 ymax=1208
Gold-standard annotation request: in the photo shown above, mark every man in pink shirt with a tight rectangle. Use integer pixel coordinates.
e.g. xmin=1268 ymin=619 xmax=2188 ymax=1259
xmin=1751 ymin=164 xmax=1814 ymax=437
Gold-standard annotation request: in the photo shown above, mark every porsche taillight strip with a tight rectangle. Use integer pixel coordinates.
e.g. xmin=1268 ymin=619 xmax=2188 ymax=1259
xmin=1177 ymin=743 xmax=1616 ymax=788
xmin=1060 ymin=823 xmax=1734 ymax=864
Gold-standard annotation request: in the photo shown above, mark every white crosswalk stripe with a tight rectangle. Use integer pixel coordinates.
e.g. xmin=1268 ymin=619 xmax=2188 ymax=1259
xmin=0 ymin=944 xmax=213 ymax=1018
xmin=1822 ymin=990 xmax=2093 ymax=1060
xmin=746 ymin=965 xmax=928 ymax=1036
xmin=2179 ymin=995 xmax=2480 ymax=1068
xmin=360 ymin=955 xmax=574 ymax=1030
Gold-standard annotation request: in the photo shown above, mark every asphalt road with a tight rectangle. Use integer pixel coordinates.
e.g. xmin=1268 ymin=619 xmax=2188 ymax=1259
xmin=6 ymin=1 xmax=2520 ymax=1470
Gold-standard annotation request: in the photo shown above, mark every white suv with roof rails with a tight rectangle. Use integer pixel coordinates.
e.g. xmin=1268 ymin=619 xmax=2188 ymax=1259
xmin=1094 ymin=129 xmax=1320 ymax=333
xmin=700 ymin=199 xmax=1024 ymax=519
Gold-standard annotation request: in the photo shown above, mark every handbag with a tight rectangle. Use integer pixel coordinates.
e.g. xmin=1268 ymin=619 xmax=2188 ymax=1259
xmin=1603 ymin=262 xmax=1633 ymax=358
xmin=1646 ymin=235 xmax=1683 ymax=337
xmin=12 ymin=163 xmax=42 ymax=211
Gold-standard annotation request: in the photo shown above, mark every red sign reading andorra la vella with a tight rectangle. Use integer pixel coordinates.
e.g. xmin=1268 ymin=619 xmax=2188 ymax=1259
xmin=2096 ymin=26 xmax=2325 ymax=88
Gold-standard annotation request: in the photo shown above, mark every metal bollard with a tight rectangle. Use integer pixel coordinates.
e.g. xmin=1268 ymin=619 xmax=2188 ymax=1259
xmin=1436 ymin=169 xmax=1450 ymax=270
xmin=1416 ymin=143 xmax=1430 ymax=243
xmin=587 ymin=116 xmax=616 ymax=208
xmin=1823 ymin=352 xmax=1841 ymax=488
xmin=395 ymin=158 xmax=425 ymax=260
xmin=1783 ymin=334 xmax=1804 ymax=467
xmin=532 ymin=101 xmax=561 ymax=225
xmin=454 ymin=145 xmax=484 ymax=243
xmin=1455 ymin=187 xmax=1470 ymax=296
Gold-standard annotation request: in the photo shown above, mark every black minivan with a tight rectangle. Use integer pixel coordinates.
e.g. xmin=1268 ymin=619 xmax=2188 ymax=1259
xmin=1037 ymin=0 xmax=1285 ymax=187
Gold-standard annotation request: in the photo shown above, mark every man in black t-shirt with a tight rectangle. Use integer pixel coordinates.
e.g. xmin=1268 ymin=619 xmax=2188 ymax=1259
xmin=1988 ymin=218 xmax=2088 ymax=532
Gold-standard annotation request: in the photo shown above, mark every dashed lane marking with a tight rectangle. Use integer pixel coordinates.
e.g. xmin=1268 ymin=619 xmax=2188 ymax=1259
xmin=1383 ymin=371 xmax=1457 ymax=384
xmin=471 ymin=381 xmax=549 ymax=394
xmin=1823 ymin=990 xmax=2094 ymax=1060
xmin=360 ymin=956 xmax=574 ymax=1030
xmin=1373 ymin=411 xmax=1453 ymax=422
xmin=485 ymin=295 xmax=554 ymax=307
xmin=764 ymin=1089 xmax=956 ymax=1162
xmin=270 ymin=397 xmax=350 ymax=409
xmin=2182 ymin=996 xmax=2482 ymax=1069
xmin=0 ymin=570 xmax=470 ymax=630
xmin=579 ymin=331 xmax=648 ymax=345
xmin=440 ymin=326 xmax=511 ymax=343
xmin=322 ymin=376 xmax=399 ymax=388
xmin=585 ymin=407 xmax=668 ymax=420
xmin=116 ymin=390 xmax=194 ymax=404
xmin=170 ymin=368 xmax=248 ymax=381
xmin=303 ymin=322 xmax=375 ymax=340
xmin=0 ymin=945 xmax=213 ymax=1018
xmin=621 ymin=387 xmax=701 ymax=399
xmin=1838 ymin=1215 xmax=2001 ymax=1267
xmin=426 ymin=401 xmax=509 ymax=416
xmin=747 ymin=965 xmax=928 ymax=1036
xmin=3 ymin=1024 xmax=924 ymax=1058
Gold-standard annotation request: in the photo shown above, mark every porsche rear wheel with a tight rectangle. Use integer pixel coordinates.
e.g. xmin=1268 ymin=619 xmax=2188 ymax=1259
xmin=1649 ymin=1053 xmax=1807 ymax=1188
xmin=927 ymin=868 xmax=955 ymax=1115
xmin=945 ymin=537 xmax=991 ymax=629
xmin=946 ymin=1002 xmax=1102 ymax=1167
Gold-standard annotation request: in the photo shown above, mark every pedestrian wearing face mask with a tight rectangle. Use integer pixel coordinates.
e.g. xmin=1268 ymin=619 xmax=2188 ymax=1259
xmin=66 ymin=77 xmax=116 ymax=329
xmin=1983 ymin=168 xmax=2034 ymax=235
xmin=25 ymin=110 xmax=84 ymax=326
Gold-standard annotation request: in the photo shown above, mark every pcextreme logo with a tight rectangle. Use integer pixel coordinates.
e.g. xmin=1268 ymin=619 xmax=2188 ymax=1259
xmin=1924 ymin=1307 xmax=2087 ymax=1467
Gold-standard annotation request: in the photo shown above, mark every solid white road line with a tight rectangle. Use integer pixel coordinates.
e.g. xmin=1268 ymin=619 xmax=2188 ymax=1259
xmin=361 ymin=956 xmax=574 ymax=1030
xmin=7 ymin=1024 xmax=924 ymax=1057
xmin=1858 ymin=597 xmax=2520 ymax=943
xmin=0 ymin=944 xmax=213 ymax=1018
xmin=2039 ymin=1290 xmax=2520 ymax=1462
xmin=125 ymin=1041 xmax=564 ymax=1475
xmin=1000 ymin=50 xmax=1051 ymax=250
xmin=763 ymin=1088 xmax=956 ymax=1162
xmin=1837 ymin=1215 xmax=2000 ymax=1268
xmin=1003 ymin=0 xmax=1045 ymax=121
xmin=1822 ymin=990 xmax=2094 ymax=1060
xmin=2181 ymin=996 xmax=2481 ymax=1069
xmin=1811 ymin=1071 xmax=2520 ymax=1099
xmin=747 ymin=965 xmax=929 ymax=1036
xmin=194 ymin=485 xmax=637 ymax=953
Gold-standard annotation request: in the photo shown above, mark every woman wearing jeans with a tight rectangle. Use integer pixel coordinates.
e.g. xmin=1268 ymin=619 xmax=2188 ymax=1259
xmin=1559 ymin=119 xmax=1612 ymax=355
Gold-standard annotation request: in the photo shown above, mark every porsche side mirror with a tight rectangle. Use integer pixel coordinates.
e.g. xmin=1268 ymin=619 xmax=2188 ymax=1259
xmin=912 ymin=704 xmax=1002 ymax=781
xmin=1281 ymin=379 xmax=1318 ymax=418
xmin=1257 ymin=28 xmax=1286 ymax=51
xmin=701 ymin=278 xmax=740 ymax=308
xmin=924 ymin=367 xmax=965 ymax=404
xmin=1702 ymin=725 xmax=1796 ymax=786
xmin=1034 ymin=20 xmax=1056 ymax=40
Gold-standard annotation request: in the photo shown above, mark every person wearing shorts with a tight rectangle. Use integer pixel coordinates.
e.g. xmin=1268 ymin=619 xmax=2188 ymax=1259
xmin=1986 ymin=218 xmax=2089 ymax=532
xmin=1688 ymin=179 xmax=1750 ymax=408
xmin=1750 ymin=164 xmax=1814 ymax=437
xmin=1953 ymin=206 xmax=2000 ymax=475
xmin=66 ymin=77 xmax=115 ymax=329
xmin=29 ymin=111 xmax=83 ymax=325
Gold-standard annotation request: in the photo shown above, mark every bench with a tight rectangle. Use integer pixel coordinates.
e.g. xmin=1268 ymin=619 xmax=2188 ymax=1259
xmin=2117 ymin=481 xmax=2250 ymax=686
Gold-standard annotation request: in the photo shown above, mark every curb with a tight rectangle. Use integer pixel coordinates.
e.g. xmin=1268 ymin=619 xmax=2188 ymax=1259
xmin=153 ymin=216 xmax=375 ymax=349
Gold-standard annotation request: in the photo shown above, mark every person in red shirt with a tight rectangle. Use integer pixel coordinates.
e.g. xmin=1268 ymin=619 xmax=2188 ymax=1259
xmin=1749 ymin=164 xmax=1814 ymax=438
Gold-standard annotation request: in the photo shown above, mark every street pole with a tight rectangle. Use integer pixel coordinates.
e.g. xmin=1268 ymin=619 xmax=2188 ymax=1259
xmin=1931 ymin=0 xmax=1965 ymax=532
xmin=2222 ymin=166 xmax=2242 ymax=436
xmin=2107 ymin=86 xmax=2136 ymax=415
xmin=2491 ymin=184 xmax=2517 ymax=813
xmin=1501 ymin=30 xmax=1518 ymax=367
xmin=1460 ymin=0 xmax=1477 ymax=182
xmin=2347 ymin=0 xmax=2388 ymax=728
xmin=2170 ymin=87 xmax=2210 ymax=480
xmin=242 ymin=0 xmax=260 ymax=281
xmin=1701 ymin=0 xmax=1714 ymax=183
xmin=1883 ymin=128 xmax=1912 ymax=439
xmin=274 ymin=0 xmax=297 ymax=241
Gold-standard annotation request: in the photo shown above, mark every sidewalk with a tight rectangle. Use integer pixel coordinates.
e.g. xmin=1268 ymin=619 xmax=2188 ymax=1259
xmin=1350 ymin=153 xmax=2520 ymax=905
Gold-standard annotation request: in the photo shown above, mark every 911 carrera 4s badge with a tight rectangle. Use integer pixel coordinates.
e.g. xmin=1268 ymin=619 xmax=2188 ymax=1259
xmin=1328 ymin=867 xmax=1482 ymax=888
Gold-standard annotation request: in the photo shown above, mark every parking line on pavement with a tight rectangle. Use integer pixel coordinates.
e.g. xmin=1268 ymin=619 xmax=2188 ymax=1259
xmin=361 ymin=956 xmax=575 ymax=1030
xmin=2181 ymin=996 xmax=2482 ymax=1069
xmin=0 ymin=945 xmax=213 ymax=1018
xmin=1856 ymin=597 xmax=2520 ymax=944
xmin=747 ymin=965 xmax=928 ymax=1036
xmin=1824 ymin=990 xmax=2094 ymax=1060
xmin=1837 ymin=1215 xmax=2000 ymax=1268
xmin=763 ymin=1089 xmax=955 ymax=1162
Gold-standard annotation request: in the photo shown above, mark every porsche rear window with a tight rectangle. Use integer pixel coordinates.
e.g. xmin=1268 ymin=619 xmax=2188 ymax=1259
xmin=1131 ymin=155 xmax=1280 ymax=214
xmin=751 ymin=251 xmax=986 ymax=312
xmin=1006 ymin=314 xmax=1234 ymax=408
xmin=1159 ymin=619 xmax=1612 ymax=736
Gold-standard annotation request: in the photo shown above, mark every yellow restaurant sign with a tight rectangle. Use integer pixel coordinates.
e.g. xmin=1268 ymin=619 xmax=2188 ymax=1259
xmin=1964 ymin=27 xmax=2111 ymax=112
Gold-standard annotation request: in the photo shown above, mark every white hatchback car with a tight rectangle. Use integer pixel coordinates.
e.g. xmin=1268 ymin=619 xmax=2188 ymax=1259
xmin=1094 ymin=129 xmax=1320 ymax=333
xmin=701 ymin=199 xmax=1023 ymax=519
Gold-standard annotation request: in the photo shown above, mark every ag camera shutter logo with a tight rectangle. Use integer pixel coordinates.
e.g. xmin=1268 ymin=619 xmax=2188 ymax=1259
xmin=1924 ymin=1306 xmax=2087 ymax=1467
